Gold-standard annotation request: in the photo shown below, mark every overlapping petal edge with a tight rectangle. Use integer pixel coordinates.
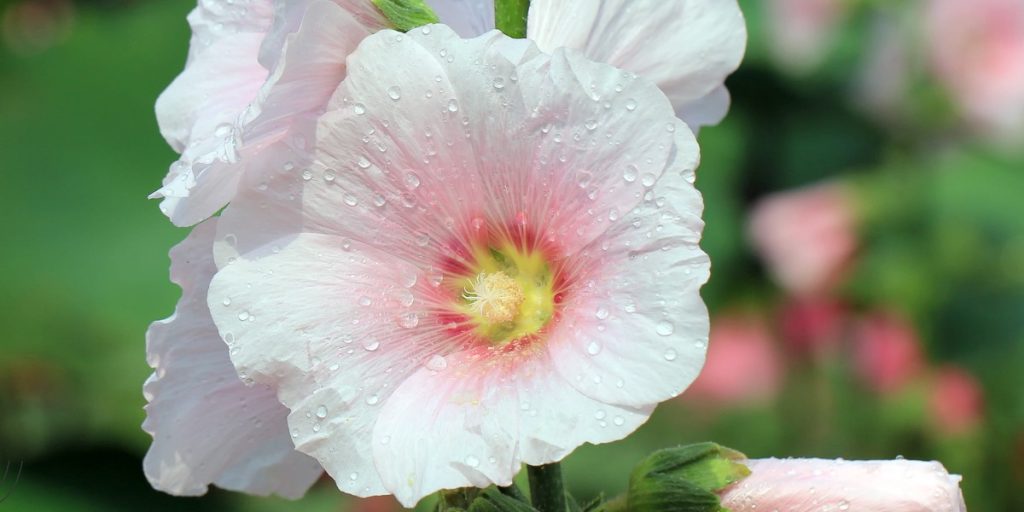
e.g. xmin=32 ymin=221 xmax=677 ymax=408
xmin=143 ymin=219 xmax=323 ymax=497
xmin=207 ymin=25 xmax=710 ymax=507
xmin=150 ymin=0 xmax=745 ymax=227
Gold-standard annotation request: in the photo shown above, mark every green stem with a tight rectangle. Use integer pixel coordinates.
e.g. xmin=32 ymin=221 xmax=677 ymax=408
xmin=499 ymin=483 xmax=528 ymax=502
xmin=528 ymin=463 xmax=567 ymax=512
xmin=494 ymin=0 xmax=530 ymax=38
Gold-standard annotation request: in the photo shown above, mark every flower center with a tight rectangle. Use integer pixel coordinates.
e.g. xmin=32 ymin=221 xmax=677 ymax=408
xmin=456 ymin=243 xmax=558 ymax=345
xmin=463 ymin=272 xmax=525 ymax=324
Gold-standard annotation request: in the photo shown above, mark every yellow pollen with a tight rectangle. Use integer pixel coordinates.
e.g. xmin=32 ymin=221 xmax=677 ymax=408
xmin=463 ymin=271 xmax=526 ymax=324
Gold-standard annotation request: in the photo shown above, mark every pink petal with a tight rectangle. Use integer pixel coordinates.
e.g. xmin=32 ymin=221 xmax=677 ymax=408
xmin=527 ymin=0 xmax=747 ymax=129
xmin=143 ymin=219 xmax=322 ymax=498
xmin=721 ymin=458 xmax=967 ymax=512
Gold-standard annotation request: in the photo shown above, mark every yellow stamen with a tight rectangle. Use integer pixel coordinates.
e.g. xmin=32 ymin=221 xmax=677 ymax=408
xmin=463 ymin=271 xmax=525 ymax=324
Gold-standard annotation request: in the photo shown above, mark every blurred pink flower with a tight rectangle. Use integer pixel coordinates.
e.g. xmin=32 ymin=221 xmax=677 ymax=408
xmin=929 ymin=366 xmax=985 ymax=436
xmin=853 ymin=312 xmax=924 ymax=394
xmin=720 ymin=457 xmax=967 ymax=512
xmin=926 ymin=0 xmax=1024 ymax=137
xmin=207 ymin=26 xmax=710 ymax=507
xmin=779 ymin=297 xmax=846 ymax=357
xmin=765 ymin=0 xmax=848 ymax=72
xmin=686 ymin=314 xmax=782 ymax=405
xmin=749 ymin=182 xmax=858 ymax=296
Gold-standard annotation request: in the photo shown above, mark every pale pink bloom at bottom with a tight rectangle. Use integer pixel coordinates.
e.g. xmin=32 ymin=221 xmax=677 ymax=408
xmin=208 ymin=25 xmax=710 ymax=507
xmin=929 ymin=366 xmax=985 ymax=436
xmin=748 ymin=182 xmax=858 ymax=296
xmin=721 ymin=458 xmax=967 ymax=512
xmin=685 ymin=314 xmax=782 ymax=405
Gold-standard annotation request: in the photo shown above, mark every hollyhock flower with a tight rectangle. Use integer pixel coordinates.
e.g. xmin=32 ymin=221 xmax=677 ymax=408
xmin=143 ymin=219 xmax=323 ymax=497
xmin=685 ymin=313 xmax=782 ymax=405
xmin=779 ymin=297 xmax=846 ymax=357
xmin=852 ymin=311 xmax=923 ymax=394
xmin=764 ymin=0 xmax=848 ymax=72
xmin=925 ymin=0 xmax=1024 ymax=137
xmin=153 ymin=0 xmax=745 ymax=227
xmin=748 ymin=182 xmax=858 ymax=296
xmin=929 ymin=366 xmax=985 ymax=436
xmin=720 ymin=458 xmax=967 ymax=512
xmin=207 ymin=25 xmax=709 ymax=506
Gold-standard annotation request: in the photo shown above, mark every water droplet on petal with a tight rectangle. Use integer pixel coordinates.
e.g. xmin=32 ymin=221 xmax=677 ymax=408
xmin=353 ymin=103 xmax=366 ymax=115
xmin=641 ymin=173 xmax=656 ymax=187
xmin=613 ymin=416 xmax=625 ymax=426
xmin=447 ymin=99 xmax=459 ymax=112
xmin=595 ymin=307 xmax=609 ymax=320
xmin=464 ymin=455 xmax=480 ymax=468
xmin=237 ymin=310 xmax=250 ymax=321
xmin=362 ymin=338 xmax=380 ymax=351
xmin=404 ymin=171 xmax=421 ymax=190
xmin=625 ymin=98 xmax=637 ymax=111
xmin=586 ymin=341 xmax=601 ymax=356
xmin=623 ymin=164 xmax=638 ymax=183
xmin=663 ymin=348 xmax=678 ymax=361
xmin=656 ymin=321 xmax=675 ymax=336
xmin=426 ymin=354 xmax=447 ymax=371
xmin=398 ymin=312 xmax=419 ymax=328
xmin=316 ymin=405 xmax=328 ymax=418
xmin=387 ymin=85 xmax=402 ymax=100
xmin=492 ymin=77 xmax=505 ymax=90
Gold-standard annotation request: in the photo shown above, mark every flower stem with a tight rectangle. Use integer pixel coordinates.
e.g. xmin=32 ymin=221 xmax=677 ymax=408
xmin=527 ymin=463 xmax=566 ymax=512
xmin=494 ymin=0 xmax=530 ymax=38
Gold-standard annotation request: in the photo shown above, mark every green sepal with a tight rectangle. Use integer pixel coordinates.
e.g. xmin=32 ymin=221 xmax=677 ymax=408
xmin=469 ymin=488 xmax=540 ymax=512
xmin=494 ymin=0 xmax=530 ymax=38
xmin=627 ymin=443 xmax=750 ymax=512
xmin=371 ymin=0 xmax=439 ymax=31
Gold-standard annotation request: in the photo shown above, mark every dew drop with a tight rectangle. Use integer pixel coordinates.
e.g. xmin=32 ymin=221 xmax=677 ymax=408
xmin=586 ymin=341 xmax=602 ymax=356
xmin=362 ymin=338 xmax=380 ymax=351
xmin=222 ymin=297 xmax=231 ymax=306
xmin=404 ymin=171 xmax=421 ymax=190
xmin=613 ymin=416 xmax=625 ymax=426
xmin=608 ymin=208 xmax=620 ymax=221
xmin=421 ymin=26 xmax=431 ymax=34
xmin=365 ymin=394 xmax=380 ymax=405
xmin=316 ymin=405 xmax=328 ymax=419
xmin=625 ymin=98 xmax=637 ymax=111
xmin=464 ymin=455 xmax=480 ymax=468
xmin=447 ymin=99 xmax=460 ymax=112
xmin=349 ymin=472 xmax=359 ymax=481
xmin=324 ymin=169 xmax=336 ymax=182
xmin=595 ymin=307 xmax=609 ymax=320
xmin=663 ymin=348 xmax=678 ymax=361
xmin=358 ymin=296 xmax=372 ymax=307
xmin=641 ymin=173 xmax=656 ymax=187
xmin=492 ymin=77 xmax=505 ymax=90
xmin=594 ymin=409 xmax=606 ymax=420
xmin=343 ymin=193 xmax=359 ymax=206
xmin=353 ymin=103 xmax=366 ymax=115
xmin=623 ymin=164 xmax=638 ymax=182
xmin=386 ymin=85 xmax=402 ymax=100
xmin=398 ymin=312 xmax=419 ymax=328
xmin=585 ymin=119 xmax=598 ymax=130
xmin=357 ymin=156 xmax=371 ymax=169
xmin=237 ymin=310 xmax=250 ymax=321
xmin=656 ymin=321 xmax=675 ymax=336
xmin=426 ymin=354 xmax=448 ymax=371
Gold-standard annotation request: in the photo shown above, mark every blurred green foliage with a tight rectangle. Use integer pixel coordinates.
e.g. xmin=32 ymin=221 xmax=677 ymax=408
xmin=0 ymin=0 xmax=1020 ymax=511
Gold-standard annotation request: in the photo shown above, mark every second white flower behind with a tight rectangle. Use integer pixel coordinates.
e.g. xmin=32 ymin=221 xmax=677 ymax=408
xmin=208 ymin=25 xmax=710 ymax=507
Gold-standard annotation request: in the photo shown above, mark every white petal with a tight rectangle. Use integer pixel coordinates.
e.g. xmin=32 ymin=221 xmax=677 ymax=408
xmin=143 ymin=219 xmax=322 ymax=498
xmin=373 ymin=350 xmax=652 ymax=506
xmin=527 ymin=0 xmax=746 ymax=129
xmin=427 ymin=0 xmax=495 ymax=36
xmin=548 ymin=126 xmax=710 ymax=408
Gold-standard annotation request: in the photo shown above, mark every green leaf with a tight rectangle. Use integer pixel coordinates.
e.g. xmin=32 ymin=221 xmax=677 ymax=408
xmin=371 ymin=0 xmax=440 ymax=31
xmin=495 ymin=0 xmax=530 ymax=38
